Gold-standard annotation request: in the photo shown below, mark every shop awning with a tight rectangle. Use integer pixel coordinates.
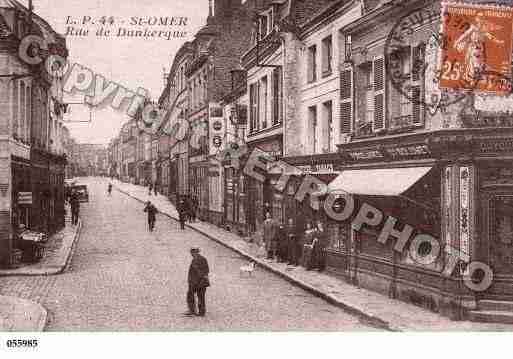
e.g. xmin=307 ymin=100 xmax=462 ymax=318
xmin=328 ymin=167 xmax=432 ymax=196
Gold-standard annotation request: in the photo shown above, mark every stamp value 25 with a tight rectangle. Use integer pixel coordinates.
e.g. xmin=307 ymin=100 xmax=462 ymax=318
xmin=439 ymin=2 xmax=513 ymax=94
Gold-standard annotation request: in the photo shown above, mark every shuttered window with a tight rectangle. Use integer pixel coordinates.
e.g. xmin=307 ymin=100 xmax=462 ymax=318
xmin=373 ymin=56 xmax=386 ymax=131
xmin=307 ymin=45 xmax=317 ymax=83
xmin=340 ymin=67 xmax=353 ymax=134
xmin=411 ymin=45 xmax=424 ymax=125
xmin=272 ymin=66 xmax=283 ymax=125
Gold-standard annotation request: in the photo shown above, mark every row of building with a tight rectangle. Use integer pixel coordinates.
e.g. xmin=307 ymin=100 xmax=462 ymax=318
xmin=0 ymin=0 xmax=73 ymax=265
xmin=108 ymin=0 xmax=513 ymax=318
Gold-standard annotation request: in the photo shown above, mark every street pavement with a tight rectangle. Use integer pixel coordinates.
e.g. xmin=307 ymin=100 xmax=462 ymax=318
xmin=0 ymin=178 xmax=378 ymax=331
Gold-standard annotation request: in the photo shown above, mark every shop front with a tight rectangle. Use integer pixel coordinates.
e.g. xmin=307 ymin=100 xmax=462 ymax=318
xmin=244 ymin=135 xmax=283 ymax=234
xmin=323 ymin=130 xmax=513 ymax=317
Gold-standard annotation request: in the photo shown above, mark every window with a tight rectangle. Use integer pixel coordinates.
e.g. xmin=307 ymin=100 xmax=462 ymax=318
xmin=340 ymin=67 xmax=353 ymax=134
xmin=260 ymin=76 xmax=268 ymax=129
xmin=400 ymin=52 xmax=412 ymax=117
xmin=12 ymin=80 xmax=19 ymax=138
xmin=364 ymin=68 xmax=374 ymax=124
xmin=272 ymin=66 xmax=283 ymax=125
xmin=322 ymin=36 xmax=333 ymax=77
xmin=25 ymin=85 xmax=31 ymax=142
xmin=307 ymin=45 xmax=317 ymax=83
xmin=308 ymin=106 xmax=318 ymax=154
xmin=260 ymin=15 xmax=268 ymax=39
xmin=322 ymin=101 xmax=333 ymax=153
xmin=249 ymin=83 xmax=259 ymax=133
xmin=20 ymin=82 xmax=25 ymax=141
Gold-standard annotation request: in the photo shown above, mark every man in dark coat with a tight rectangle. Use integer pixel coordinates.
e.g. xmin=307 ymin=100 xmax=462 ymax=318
xmin=143 ymin=201 xmax=158 ymax=232
xmin=286 ymin=218 xmax=298 ymax=265
xmin=178 ymin=198 xmax=186 ymax=230
xmin=276 ymin=221 xmax=288 ymax=263
xmin=185 ymin=246 xmax=210 ymax=316
xmin=70 ymin=190 xmax=80 ymax=226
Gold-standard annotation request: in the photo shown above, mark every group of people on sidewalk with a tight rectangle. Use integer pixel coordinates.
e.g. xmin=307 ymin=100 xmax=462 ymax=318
xmin=177 ymin=196 xmax=199 ymax=230
xmin=262 ymin=212 xmax=328 ymax=271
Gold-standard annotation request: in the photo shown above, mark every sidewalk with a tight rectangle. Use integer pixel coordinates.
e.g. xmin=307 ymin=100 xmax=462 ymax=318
xmin=0 ymin=209 xmax=82 ymax=276
xmin=114 ymin=180 xmax=513 ymax=331
xmin=0 ymin=296 xmax=47 ymax=331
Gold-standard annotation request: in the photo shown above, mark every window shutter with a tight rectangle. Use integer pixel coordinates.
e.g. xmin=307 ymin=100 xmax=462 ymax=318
xmin=340 ymin=67 xmax=353 ymax=134
xmin=411 ymin=45 xmax=424 ymax=125
xmin=373 ymin=56 xmax=386 ymax=131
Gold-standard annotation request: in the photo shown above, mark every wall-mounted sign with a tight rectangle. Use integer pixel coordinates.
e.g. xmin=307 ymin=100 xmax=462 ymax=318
xmin=297 ymin=163 xmax=335 ymax=174
xmin=347 ymin=150 xmax=384 ymax=161
xmin=385 ymin=144 xmax=430 ymax=159
xmin=479 ymin=139 xmax=513 ymax=155
xmin=344 ymin=143 xmax=432 ymax=162
xmin=213 ymin=135 xmax=222 ymax=148
xmin=209 ymin=102 xmax=225 ymax=156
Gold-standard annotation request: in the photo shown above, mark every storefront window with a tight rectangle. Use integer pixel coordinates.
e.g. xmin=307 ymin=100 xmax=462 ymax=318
xmin=490 ymin=196 xmax=513 ymax=274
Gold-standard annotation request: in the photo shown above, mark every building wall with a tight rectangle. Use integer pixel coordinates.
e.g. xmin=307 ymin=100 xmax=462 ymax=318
xmin=298 ymin=4 xmax=362 ymax=155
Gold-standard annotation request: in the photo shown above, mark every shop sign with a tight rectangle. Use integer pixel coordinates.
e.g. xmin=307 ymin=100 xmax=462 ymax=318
xmin=209 ymin=102 xmax=225 ymax=155
xmin=18 ymin=192 xmax=32 ymax=205
xmin=213 ymin=135 xmax=222 ymax=148
xmin=347 ymin=149 xmax=384 ymax=161
xmin=208 ymin=171 xmax=219 ymax=177
xmin=296 ymin=163 xmax=335 ymax=174
xmin=385 ymin=144 xmax=430 ymax=159
xmin=479 ymin=139 xmax=513 ymax=154
xmin=345 ymin=144 xmax=431 ymax=161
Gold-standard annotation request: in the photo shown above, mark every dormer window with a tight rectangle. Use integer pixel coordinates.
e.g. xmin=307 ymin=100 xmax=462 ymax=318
xmin=258 ymin=8 xmax=274 ymax=40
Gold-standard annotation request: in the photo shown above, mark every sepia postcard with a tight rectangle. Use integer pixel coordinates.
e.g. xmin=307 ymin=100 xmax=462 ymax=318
xmin=2 ymin=0 xmax=513 ymax=356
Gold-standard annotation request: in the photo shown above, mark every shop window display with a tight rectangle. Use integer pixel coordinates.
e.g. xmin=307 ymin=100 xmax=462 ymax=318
xmin=490 ymin=196 xmax=513 ymax=274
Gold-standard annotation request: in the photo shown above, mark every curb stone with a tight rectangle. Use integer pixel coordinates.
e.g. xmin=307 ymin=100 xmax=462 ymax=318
xmin=115 ymin=185 xmax=396 ymax=331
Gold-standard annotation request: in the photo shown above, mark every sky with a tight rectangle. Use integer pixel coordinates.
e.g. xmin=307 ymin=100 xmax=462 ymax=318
xmin=26 ymin=0 xmax=207 ymax=144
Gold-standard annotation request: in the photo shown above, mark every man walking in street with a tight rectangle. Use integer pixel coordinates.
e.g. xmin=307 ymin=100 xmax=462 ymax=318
xmin=154 ymin=181 xmax=158 ymax=196
xmin=178 ymin=198 xmax=186 ymax=230
xmin=70 ymin=190 xmax=80 ymax=226
xmin=148 ymin=182 xmax=153 ymax=196
xmin=143 ymin=201 xmax=158 ymax=232
xmin=185 ymin=246 xmax=210 ymax=317
xmin=107 ymin=182 xmax=112 ymax=196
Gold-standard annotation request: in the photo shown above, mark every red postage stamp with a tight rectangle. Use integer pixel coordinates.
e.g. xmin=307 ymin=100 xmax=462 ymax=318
xmin=439 ymin=2 xmax=513 ymax=94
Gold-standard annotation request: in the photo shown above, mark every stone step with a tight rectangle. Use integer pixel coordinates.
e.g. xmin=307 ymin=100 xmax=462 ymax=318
xmin=468 ymin=310 xmax=513 ymax=324
xmin=479 ymin=300 xmax=513 ymax=312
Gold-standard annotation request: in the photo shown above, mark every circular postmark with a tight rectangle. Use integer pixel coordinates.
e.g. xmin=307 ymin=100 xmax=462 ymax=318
xmin=385 ymin=5 xmax=474 ymax=111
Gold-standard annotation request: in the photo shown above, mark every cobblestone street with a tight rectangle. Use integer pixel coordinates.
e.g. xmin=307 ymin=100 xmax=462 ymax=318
xmin=0 ymin=179 xmax=378 ymax=331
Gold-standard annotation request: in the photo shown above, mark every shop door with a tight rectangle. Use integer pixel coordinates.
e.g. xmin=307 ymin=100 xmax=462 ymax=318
xmin=486 ymin=193 xmax=513 ymax=276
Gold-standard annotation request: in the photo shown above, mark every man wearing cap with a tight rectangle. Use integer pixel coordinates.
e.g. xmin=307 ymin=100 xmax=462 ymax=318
xmin=185 ymin=246 xmax=210 ymax=316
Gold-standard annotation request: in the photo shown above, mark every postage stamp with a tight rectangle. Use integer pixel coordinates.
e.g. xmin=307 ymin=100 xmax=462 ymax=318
xmin=439 ymin=2 xmax=513 ymax=94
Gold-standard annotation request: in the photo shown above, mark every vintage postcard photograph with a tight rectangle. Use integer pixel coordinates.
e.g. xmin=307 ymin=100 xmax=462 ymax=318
xmin=2 ymin=0 xmax=513 ymax=355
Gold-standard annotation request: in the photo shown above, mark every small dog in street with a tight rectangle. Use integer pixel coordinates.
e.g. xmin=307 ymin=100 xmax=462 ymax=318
xmin=239 ymin=261 xmax=256 ymax=277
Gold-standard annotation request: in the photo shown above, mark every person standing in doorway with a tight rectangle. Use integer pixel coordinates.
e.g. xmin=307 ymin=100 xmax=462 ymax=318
xmin=70 ymin=190 xmax=80 ymax=226
xmin=143 ymin=201 xmax=158 ymax=232
xmin=286 ymin=218 xmax=298 ymax=265
xmin=185 ymin=246 xmax=210 ymax=317
xmin=312 ymin=221 xmax=328 ymax=271
xmin=276 ymin=221 xmax=288 ymax=263
xmin=263 ymin=212 xmax=277 ymax=260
